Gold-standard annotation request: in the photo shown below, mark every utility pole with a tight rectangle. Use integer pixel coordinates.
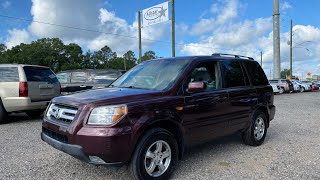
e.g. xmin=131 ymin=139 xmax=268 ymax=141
xmin=289 ymin=19 xmax=293 ymax=79
xmin=260 ymin=51 xmax=263 ymax=68
xmin=171 ymin=0 xmax=175 ymax=57
xmin=273 ymin=0 xmax=281 ymax=78
xmin=138 ymin=11 xmax=142 ymax=63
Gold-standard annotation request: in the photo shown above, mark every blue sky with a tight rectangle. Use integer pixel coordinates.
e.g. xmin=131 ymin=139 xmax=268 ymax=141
xmin=1 ymin=0 xmax=320 ymax=77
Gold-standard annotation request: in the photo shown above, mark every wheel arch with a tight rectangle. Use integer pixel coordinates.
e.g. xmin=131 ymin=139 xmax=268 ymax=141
xmin=131 ymin=119 xmax=186 ymax=161
xmin=252 ymin=105 xmax=270 ymax=128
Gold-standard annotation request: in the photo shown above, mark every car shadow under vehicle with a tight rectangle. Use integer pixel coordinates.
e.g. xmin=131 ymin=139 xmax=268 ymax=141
xmin=7 ymin=113 xmax=42 ymax=124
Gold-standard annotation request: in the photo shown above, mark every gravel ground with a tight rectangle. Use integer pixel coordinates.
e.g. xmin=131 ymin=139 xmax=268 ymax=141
xmin=0 ymin=91 xmax=320 ymax=180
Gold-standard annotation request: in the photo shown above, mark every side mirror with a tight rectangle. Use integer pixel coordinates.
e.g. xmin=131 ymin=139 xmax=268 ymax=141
xmin=187 ymin=82 xmax=205 ymax=93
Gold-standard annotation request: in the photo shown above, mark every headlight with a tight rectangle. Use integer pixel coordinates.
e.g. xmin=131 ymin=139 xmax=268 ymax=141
xmin=88 ymin=104 xmax=127 ymax=125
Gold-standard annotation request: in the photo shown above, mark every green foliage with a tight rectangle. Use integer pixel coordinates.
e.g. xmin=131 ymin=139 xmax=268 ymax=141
xmin=281 ymin=69 xmax=290 ymax=79
xmin=141 ymin=51 xmax=157 ymax=62
xmin=0 ymin=38 xmax=158 ymax=72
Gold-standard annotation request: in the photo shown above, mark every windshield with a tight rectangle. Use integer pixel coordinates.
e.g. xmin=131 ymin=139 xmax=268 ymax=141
xmin=111 ymin=59 xmax=190 ymax=90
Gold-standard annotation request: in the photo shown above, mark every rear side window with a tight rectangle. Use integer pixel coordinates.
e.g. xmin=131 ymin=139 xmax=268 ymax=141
xmin=243 ymin=61 xmax=269 ymax=86
xmin=56 ymin=73 xmax=69 ymax=83
xmin=220 ymin=61 xmax=246 ymax=88
xmin=0 ymin=67 xmax=19 ymax=82
xmin=23 ymin=66 xmax=58 ymax=83
xmin=89 ymin=71 xmax=122 ymax=84
xmin=71 ymin=72 xmax=87 ymax=83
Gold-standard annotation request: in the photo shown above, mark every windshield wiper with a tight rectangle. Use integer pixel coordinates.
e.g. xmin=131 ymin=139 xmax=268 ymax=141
xmin=108 ymin=84 xmax=117 ymax=88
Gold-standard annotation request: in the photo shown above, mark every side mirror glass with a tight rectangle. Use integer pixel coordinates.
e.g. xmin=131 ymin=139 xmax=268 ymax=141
xmin=187 ymin=82 xmax=205 ymax=93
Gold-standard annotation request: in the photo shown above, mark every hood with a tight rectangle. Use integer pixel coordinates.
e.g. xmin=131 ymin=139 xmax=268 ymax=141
xmin=52 ymin=88 xmax=163 ymax=106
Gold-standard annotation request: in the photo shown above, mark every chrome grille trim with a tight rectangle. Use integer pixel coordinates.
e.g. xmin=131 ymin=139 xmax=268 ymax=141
xmin=46 ymin=104 xmax=78 ymax=124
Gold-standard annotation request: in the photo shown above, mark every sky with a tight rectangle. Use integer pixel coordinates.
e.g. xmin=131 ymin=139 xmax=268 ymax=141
xmin=1 ymin=0 xmax=320 ymax=79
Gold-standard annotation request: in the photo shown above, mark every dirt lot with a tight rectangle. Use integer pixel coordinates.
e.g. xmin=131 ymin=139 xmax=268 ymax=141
xmin=0 ymin=91 xmax=320 ymax=180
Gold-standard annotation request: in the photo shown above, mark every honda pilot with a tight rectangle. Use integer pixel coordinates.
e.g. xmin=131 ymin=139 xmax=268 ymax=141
xmin=41 ymin=54 xmax=275 ymax=180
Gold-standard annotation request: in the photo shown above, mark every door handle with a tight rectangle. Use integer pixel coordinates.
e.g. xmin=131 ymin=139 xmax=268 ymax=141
xmin=80 ymin=85 xmax=87 ymax=88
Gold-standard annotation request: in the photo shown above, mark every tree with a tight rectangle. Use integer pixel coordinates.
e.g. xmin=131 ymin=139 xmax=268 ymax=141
xmin=141 ymin=51 xmax=156 ymax=62
xmin=123 ymin=50 xmax=137 ymax=70
xmin=281 ymin=69 xmax=290 ymax=79
xmin=92 ymin=45 xmax=114 ymax=69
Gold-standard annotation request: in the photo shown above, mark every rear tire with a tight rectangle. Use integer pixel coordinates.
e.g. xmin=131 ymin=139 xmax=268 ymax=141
xmin=242 ymin=110 xmax=268 ymax=146
xmin=0 ymin=100 xmax=8 ymax=124
xmin=130 ymin=128 xmax=178 ymax=180
xmin=26 ymin=110 xmax=44 ymax=118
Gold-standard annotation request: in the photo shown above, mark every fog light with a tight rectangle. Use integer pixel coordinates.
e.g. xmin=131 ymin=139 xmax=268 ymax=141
xmin=89 ymin=156 xmax=106 ymax=164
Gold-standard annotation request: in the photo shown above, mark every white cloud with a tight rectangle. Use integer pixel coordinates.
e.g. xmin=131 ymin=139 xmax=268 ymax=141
xmin=28 ymin=0 xmax=100 ymax=41
xmin=5 ymin=29 xmax=31 ymax=48
xmin=2 ymin=1 xmax=11 ymax=9
xmin=87 ymin=8 xmax=169 ymax=55
xmin=190 ymin=0 xmax=239 ymax=36
xmin=280 ymin=2 xmax=292 ymax=10
xmin=180 ymin=1 xmax=320 ymax=77
xmin=25 ymin=0 xmax=166 ymax=55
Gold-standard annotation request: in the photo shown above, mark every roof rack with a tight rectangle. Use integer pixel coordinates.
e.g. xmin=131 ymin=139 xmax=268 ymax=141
xmin=211 ymin=53 xmax=254 ymax=60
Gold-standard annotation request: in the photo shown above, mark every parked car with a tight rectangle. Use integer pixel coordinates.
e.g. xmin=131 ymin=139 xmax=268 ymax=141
xmin=291 ymin=80 xmax=312 ymax=92
xmin=312 ymin=85 xmax=319 ymax=91
xmin=270 ymin=84 xmax=280 ymax=94
xmin=41 ymin=54 xmax=275 ymax=180
xmin=269 ymin=79 xmax=294 ymax=93
xmin=291 ymin=81 xmax=301 ymax=93
xmin=56 ymin=69 xmax=123 ymax=95
xmin=312 ymin=81 xmax=320 ymax=87
xmin=0 ymin=64 xmax=60 ymax=124
xmin=302 ymin=81 xmax=313 ymax=89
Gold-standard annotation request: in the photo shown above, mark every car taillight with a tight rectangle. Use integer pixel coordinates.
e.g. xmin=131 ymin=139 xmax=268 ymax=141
xmin=19 ymin=82 xmax=28 ymax=97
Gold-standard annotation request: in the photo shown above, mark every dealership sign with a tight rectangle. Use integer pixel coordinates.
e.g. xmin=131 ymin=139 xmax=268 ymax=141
xmin=142 ymin=2 xmax=169 ymax=27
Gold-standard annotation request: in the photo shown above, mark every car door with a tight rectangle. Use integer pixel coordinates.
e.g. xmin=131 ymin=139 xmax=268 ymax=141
xmin=220 ymin=60 xmax=258 ymax=134
xmin=181 ymin=61 xmax=229 ymax=145
xmin=23 ymin=66 xmax=60 ymax=102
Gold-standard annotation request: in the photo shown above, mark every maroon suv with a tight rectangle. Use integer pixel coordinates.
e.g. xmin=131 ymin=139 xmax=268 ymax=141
xmin=42 ymin=54 xmax=275 ymax=180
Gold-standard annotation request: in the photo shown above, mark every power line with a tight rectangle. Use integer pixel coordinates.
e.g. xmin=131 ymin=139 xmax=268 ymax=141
xmin=0 ymin=14 xmax=260 ymax=54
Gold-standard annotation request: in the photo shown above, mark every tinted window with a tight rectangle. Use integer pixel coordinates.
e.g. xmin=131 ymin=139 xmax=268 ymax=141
xmin=23 ymin=67 xmax=58 ymax=83
xmin=244 ymin=61 xmax=269 ymax=86
xmin=221 ymin=61 xmax=246 ymax=88
xmin=56 ymin=73 xmax=69 ymax=83
xmin=189 ymin=61 xmax=218 ymax=91
xmin=71 ymin=72 xmax=87 ymax=83
xmin=0 ymin=67 xmax=19 ymax=82
xmin=89 ymin=71 xmax=122 ymax=84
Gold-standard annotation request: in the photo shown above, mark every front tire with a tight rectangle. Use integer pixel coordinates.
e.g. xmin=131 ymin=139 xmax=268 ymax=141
xmin=130 ymin=128 xmax=178 ymax=180
xmin=300 ymin=87 xmax=305 ymax=92
xmin=242 ymin=110 xmax=268 ymax=146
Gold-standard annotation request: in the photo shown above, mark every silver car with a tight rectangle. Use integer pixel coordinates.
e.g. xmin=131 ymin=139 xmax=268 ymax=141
xmin=0 ymin=64 xmax=60 ymax=124
xmin=291 ymin=80 xmax=312 ymax=92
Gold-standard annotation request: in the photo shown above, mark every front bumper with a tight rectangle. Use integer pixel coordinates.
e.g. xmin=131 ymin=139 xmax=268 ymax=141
xmin=41 ymin=132 xmax=125 ymax=165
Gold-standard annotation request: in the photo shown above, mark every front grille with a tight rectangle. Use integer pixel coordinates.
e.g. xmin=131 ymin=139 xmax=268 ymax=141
xmin=46 ymin=104 xmax=78 ymax=124
xmin=42 ymin=127 xmax=68 ymax=143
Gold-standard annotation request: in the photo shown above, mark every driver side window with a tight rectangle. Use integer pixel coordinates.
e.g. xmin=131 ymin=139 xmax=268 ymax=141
xmin=182 ymin=61 xmax=219 ymax=93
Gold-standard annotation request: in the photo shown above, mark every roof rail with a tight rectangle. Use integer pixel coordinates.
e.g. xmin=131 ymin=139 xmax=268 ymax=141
xmin=211 ymin=53 xmax=254 ymax=60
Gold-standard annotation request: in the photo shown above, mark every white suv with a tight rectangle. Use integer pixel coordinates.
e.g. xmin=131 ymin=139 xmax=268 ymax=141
xmin=0 ymin=64 xmax=60 ymax=123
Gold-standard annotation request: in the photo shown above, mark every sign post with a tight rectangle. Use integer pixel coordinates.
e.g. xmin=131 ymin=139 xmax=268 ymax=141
xmin=138 ymin=1 xmax=173 ymax=62
xmin=171 ymin=0 xmax=175 ymax=57
xmin=138 ymin=11 xmax=142 ymax=63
